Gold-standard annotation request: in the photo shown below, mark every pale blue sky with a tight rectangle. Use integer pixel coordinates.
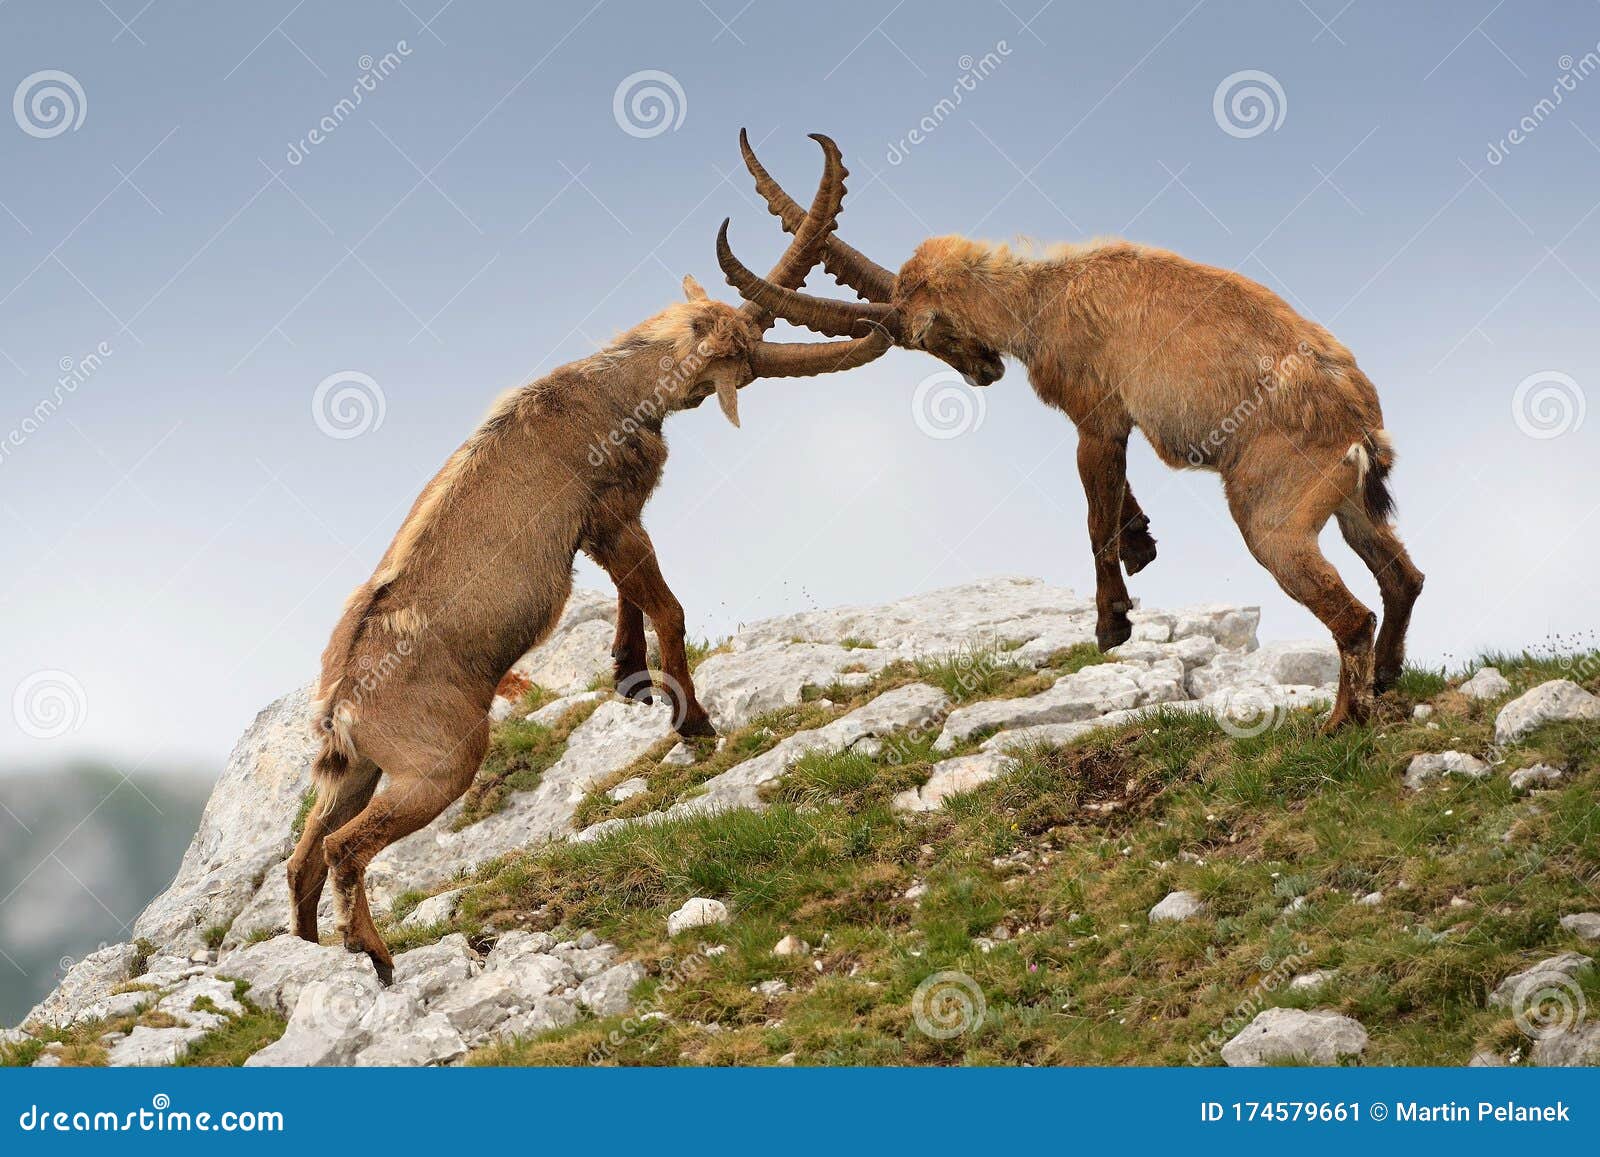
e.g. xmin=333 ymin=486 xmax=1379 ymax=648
xmin=2 ymin=0 xmax=1597 ymax=774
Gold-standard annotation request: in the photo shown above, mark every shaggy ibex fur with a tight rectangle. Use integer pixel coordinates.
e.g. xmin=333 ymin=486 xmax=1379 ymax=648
xmin=719 ymin=133 xmax=1423 ymax=732
xmin=289 ymin=137 xmax=887 ymax=980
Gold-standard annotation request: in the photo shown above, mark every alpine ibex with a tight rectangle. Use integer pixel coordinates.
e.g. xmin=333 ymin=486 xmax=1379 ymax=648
xmin=289 ymin=136 xmax=887 ymax=979
xmin=717 ymin=132 xmax=1422 ymax=731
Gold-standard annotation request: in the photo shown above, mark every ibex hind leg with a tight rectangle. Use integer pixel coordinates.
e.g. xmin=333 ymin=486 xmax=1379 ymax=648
xmin=324 ymin=719 xmax=488 ymax=983
xmin=286 ymin=758 xmax=380 ymax=943
xmin=1225 ymin=449 xmax=1376 ymax=731
xmin=1335 ymin=503 xmax=1424 ymax=695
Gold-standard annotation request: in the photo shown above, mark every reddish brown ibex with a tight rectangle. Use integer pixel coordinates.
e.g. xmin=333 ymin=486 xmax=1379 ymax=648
xmin=717 ymin=131 xmax=1422 ymax=731
xmin=290 ymin=136 xmax=887 ymax=980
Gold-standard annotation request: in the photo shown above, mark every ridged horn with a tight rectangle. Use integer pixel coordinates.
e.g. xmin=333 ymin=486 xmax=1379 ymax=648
xmin=719 ymin=219 xmax=902 ymax=340
xmin=747 ymin=325 xmax=893 ymax=378
xmin=740 ymin=127 xmax=898 ymax=303
xmin=740 ymin=133 xmax=848 ymax=329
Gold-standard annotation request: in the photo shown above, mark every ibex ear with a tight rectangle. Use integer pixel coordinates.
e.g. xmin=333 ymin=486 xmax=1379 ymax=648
xmin=682 ymin=275 xmax=709 ymax=302
xmin=715 ymin=378 xmax=741 ymax=428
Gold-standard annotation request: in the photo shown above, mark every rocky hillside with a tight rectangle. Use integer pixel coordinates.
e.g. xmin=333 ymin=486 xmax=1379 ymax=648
xmin=5 ymin=577 xmax=1598 ymax=1068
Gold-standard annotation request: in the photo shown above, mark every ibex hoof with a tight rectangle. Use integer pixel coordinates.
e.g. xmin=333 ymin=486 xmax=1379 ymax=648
xmin=1096 ymin=616 xmax=1133 ymax=653
xmin=676 ymin=714 xmax=717 ymax=740
xmin=1121 ymin=531 xmax=1158 ymax=576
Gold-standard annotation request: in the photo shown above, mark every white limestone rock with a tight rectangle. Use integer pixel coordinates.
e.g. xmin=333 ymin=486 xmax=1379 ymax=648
xmin=392 ymin=934 xmax=480 ymax=1003
xmin=24 ymin=942 xmax=141 ymax=1029
xmin=575 ymin=961 xmax=647 ymax=1017
xmin=1149 ymin=890 xmax=1207 ymax=923
xmin=1403 ymin=751 xmax=1491 ymax=791
xmin=526 ymin=691 xmax=608 ymax=727
xmin=1533 ymin=1022 xmax=1600 ymax=1067
xmin=216 ymin=935 xmax=379 ymax=1018
xmin=355 ymin=1002 xmax=467 ymax=1067
xmin=1488 ymin=952 xmax=1593 ymax=1009
xmin=1219 ymin=1008 xmax=1368 ymax=1067
xmin=1458 ymin=667 xmax=1512 ymax=700
xmin=694 ymin=642 xmax=896 ymax=731
xmin=667 ymin=897 xmax=730 ymax=936
xmin=1559 ymin=913 xmax=1600 ymax=941
xmin=1509 ymin=764 xmax=1564 ymax=793
xmin=493 ymin=996 xmax=580 ymax=1042
xmin=244 ymin=972 xmax=384 ymax=1067
xmin=431 ymin=954 xmax=579 ymax=1045
xmin=132 ymin=686 xmax=320 ymax=954
xmin=106 ymin=1024 xmax=208 ymax=1067
xmin=156 ymin=976 xmax=245 ymax=1030
xmin=1495 ymin=680 xmax=1600 ymax=745
xmin=892 ymin=751 xmax=1015 ymax=813
xmin=580 ymin=684 xmax=950 ymax=840
xmin=934 ymin=662 xmax=1179 ymax=752
xmin=400 ymin=887 xmax=467 ymax=930
xmin=1287 ymin=969 xmax=1338 ymax=993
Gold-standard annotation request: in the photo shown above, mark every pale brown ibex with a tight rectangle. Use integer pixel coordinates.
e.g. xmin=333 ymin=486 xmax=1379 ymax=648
xmin=717 ymin=131 xmax=1422 ymax=731
xmin=289 ymin=136 xmax=888 ymax=980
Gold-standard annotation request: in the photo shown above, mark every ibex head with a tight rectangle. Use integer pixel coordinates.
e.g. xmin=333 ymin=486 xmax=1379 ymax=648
xmin=663 ymin=272 xmax=888 ymax=428
xmin=651 ymin=133 xmax=890 ymax=429
xmin=716 ymin=131 xmax=1007 ymax=389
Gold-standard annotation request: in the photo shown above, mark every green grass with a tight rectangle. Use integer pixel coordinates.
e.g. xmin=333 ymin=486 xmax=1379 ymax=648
xmin=413 ymin=648 xmax=1600 ymax=1067
xmin=454 ymin=698 xmax=605 ymax=827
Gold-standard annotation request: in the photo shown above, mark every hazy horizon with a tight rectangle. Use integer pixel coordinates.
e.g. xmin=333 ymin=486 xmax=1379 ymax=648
xmin=4 ymin=1 xmax=1597 ymax=780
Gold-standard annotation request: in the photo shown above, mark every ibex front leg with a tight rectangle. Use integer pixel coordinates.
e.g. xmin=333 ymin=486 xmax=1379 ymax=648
xmin=1118 ymin=480 xmax=1158 ymax=576
xmin=1079 ymin=434 xmax=1134 ymax=651
xmin=611 ymin=595 xmax=654 ymax=704
xmin=590 ymin=522 xmax=716 ymax=739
